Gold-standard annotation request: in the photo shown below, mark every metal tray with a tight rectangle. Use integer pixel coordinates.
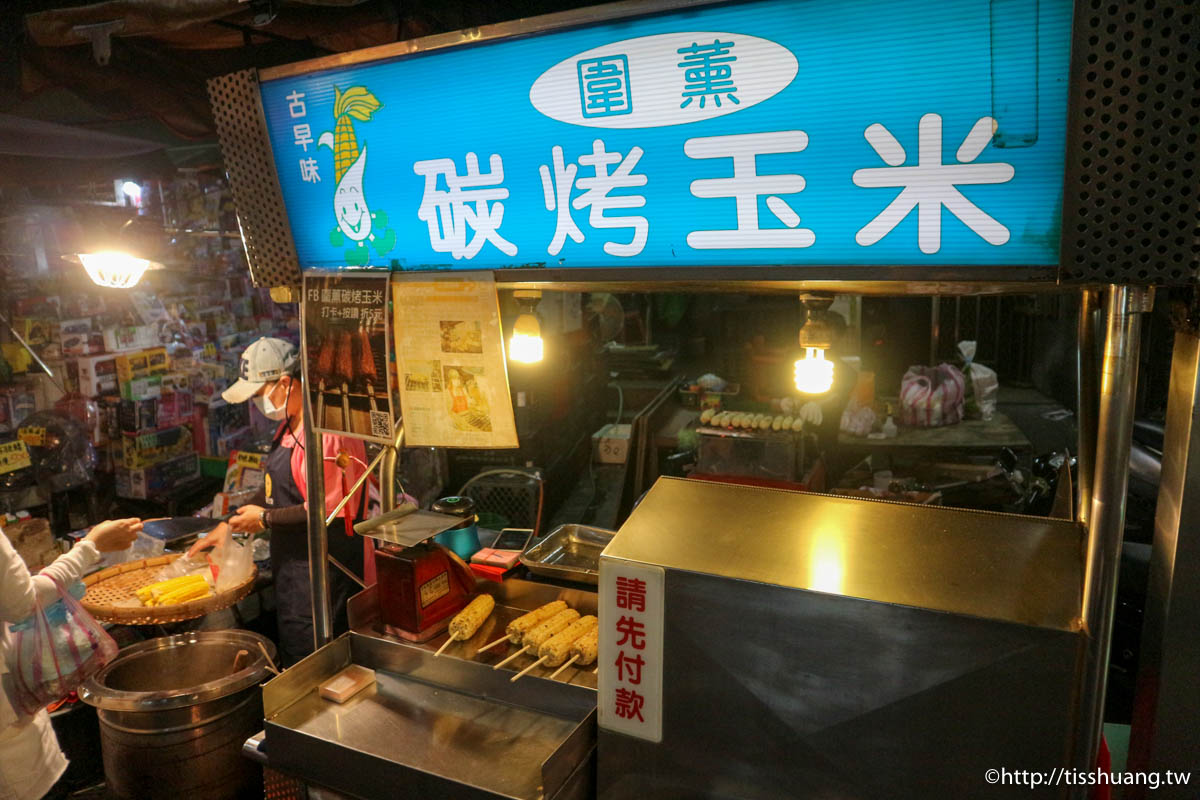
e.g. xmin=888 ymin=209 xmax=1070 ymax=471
xmin=263 ymin=626 xmax=596 ymax=800
xmin=520 ymin=525 xmax=615 ymax=585
xmin=347 ymin=579 xmax=599 ymax=689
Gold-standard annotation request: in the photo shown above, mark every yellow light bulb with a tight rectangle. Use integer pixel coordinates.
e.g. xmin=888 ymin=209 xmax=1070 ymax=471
xmin=794 ymin=347 xmax=833 ymax=394
xmin=78 ymin=251 xmax=150 ymax=289
xmin=509 ymin=313 xmax=543 ymax=363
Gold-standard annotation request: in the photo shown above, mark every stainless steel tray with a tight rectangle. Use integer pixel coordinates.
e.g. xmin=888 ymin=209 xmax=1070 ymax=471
xmin=520 ymin=525 xmax=615 ymax=585
xmin=347 ymin=579 xmax=599 ymax=689
xmin=263 ymin=627 xmax=596 ymax=800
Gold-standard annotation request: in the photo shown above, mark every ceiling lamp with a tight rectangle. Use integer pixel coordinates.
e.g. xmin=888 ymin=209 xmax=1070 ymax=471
xmin=78 ymin=251 xmax=151 ymax=289
xmin=793 ymin=294 xmax=835 ymax=395
xmin=509 ymin=290 xmax=544 ymax=364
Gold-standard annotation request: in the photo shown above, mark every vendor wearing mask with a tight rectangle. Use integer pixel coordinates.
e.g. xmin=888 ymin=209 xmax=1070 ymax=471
xmin=190 ymin=337 xmax=371 ymax=666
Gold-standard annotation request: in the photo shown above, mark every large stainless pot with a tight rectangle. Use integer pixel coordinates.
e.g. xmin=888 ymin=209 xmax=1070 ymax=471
xmin=80 ymin=630 xmax=276 ymax=800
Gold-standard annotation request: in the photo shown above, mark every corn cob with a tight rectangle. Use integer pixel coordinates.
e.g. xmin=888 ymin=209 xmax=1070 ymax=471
xmin=138 ymin=574 xmax=211 ymax=607
xmin=157 ymin=583 xmax=212 ymax=605
xmin=505 ymin=600 xmax=567 ymax=644
xmin=448 ymin=594 xmax=495 ymax=642
xmin=523 ymin=609 xmax=580 ymax=651
xmin=136 ymin=574 xmax=207 ymax=603
xmin=569 ymin=627 xmax=600 ymax=666
xmin=331 ymin=86 xmax=382 ymax=183
xmin=538 ymin=616 xmax=597 ymax=667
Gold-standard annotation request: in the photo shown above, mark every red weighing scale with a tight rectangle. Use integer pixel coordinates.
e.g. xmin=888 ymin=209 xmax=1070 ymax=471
xmin=355 ymin=505 xmax=477 ymax=642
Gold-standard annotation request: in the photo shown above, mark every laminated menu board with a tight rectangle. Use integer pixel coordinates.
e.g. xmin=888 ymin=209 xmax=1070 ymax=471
xmin=391 ymin=273 xmax=518 ymax=449
xmin=303 ymin=273 xmax=398 ymax=443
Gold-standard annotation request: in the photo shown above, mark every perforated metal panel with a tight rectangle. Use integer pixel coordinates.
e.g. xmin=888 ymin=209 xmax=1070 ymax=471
xmin=1060 ymin=0 xmax=1200 ymax=285
xmin=208 ymin=69 xmax=302 ymax=288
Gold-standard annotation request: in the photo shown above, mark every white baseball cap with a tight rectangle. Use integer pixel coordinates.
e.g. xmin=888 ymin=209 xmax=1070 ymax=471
xmin=222 ymin=337 xmax=300 ymax=404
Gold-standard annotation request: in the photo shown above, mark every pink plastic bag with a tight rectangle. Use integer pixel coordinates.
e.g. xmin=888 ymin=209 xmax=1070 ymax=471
xmin=4 ymin=577 xmax=118 ymax=716
xmin=899 ymin=364 xmax=966 ymax=427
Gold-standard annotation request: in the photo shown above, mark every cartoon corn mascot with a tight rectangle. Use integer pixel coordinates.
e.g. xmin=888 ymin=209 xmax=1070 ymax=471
xmin=318 ymin=86 xmax=396 ymax=264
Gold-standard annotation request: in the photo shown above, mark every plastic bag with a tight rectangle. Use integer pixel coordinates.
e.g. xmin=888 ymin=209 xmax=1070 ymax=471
xmin=957 ymin=341 xmax=999 ymax=421
xmin=4 ymin=577 xmax=117 ymax=716
xmin=839 ymin=399 xmax=877 ymax=437
xmin=212 ymin=539 xmax=255 ymax=592
xmin=899 ymin=364 xmax=966 ymax=427
xmin=159 ymin=553 xmax=212 ymax=581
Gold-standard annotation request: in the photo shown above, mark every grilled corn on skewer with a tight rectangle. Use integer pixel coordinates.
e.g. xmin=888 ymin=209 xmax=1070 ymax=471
xmin=524 ymin=609 xmax=580 ymax=650
xmin=538 ymin=616 xmax=598 ymax=667
xmin=447 ymin=594 xmax=495 ymax=644
xmin=505 ymin=600 xmax=567 ymax=644
xmin=570 ymin=627 xmax=600 ymax=666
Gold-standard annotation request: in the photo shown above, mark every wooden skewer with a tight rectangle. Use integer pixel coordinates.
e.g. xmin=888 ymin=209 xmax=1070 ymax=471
xmin=492 ymin=646 xmax=530 ymax=670
xmin=476 ymin=634 xmax=511 ymax=654
xmin=258 ymin=642 xmax=281 ymax=675
xmin=511 ymin=656 xmax=549 ymax=682
xmin=548 ymin=655 xmax=579 ymax=681
xmin=434 ymin=636 xmax=457 ymax=657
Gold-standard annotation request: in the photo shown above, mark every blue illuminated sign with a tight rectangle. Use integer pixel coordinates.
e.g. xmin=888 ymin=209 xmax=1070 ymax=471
xmin=260 ymin=0 xmax=1072 ymax=271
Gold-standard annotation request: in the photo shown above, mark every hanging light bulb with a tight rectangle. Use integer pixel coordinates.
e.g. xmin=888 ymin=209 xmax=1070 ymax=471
xmin=77 ymin=251 xmax=151 ymax=289
xmin=794 ymin=293 xmax=836 ymax=395
xmin=794 ymin=347 xmax=834 ymax=394
xmin=509 ymin=289 xmax=544 ymax=364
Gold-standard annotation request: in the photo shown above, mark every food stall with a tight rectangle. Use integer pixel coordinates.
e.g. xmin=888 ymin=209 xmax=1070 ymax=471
xmin=200 ymin=0 xmax=1196 ymax=797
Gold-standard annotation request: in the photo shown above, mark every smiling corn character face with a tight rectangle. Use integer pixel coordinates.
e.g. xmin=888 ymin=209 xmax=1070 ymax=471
xmin=318 ymin=86 xmax=382 ymax=243
xmin=335 ymin=148 xmax=372 ymax=241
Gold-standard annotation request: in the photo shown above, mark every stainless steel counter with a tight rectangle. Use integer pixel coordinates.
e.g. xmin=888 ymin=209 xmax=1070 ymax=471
xmin=598 ymin=478 xmax=1087 ymax=799
xmin=603 ymin=476 xmax=1084 ymax=631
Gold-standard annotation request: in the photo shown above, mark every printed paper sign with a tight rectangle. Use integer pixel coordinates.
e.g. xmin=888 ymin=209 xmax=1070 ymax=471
xmin=598 ymin=559 xmax=665 ymax=743
xmin=391 ymin=272 xmax=518 ymax=449
xmin=17 ymin=427 xmax=45 ymax=447
xmin=0 ymin=440 xmax=32 ymax=475
xmin=303 ymin=273 xmax=398 ymax=443
xmin=259 ymin=0 xmax=1071 ymax=272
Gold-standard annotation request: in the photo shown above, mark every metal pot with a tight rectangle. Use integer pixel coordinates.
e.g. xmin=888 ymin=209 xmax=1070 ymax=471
xmin=80 ymin=630 xmax=276 ymax=800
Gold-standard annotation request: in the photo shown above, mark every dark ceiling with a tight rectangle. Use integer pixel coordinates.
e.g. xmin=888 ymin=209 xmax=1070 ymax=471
xmin=0 ymin=0 xmax=602 ymax=172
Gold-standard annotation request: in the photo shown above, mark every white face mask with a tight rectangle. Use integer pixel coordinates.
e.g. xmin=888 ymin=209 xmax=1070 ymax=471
xmin=254 ymin=380 xmax=288 ymax=420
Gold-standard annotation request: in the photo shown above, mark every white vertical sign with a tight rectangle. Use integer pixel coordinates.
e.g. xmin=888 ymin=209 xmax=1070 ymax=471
xmin=598 ymin=558 xmax=665 ymax=743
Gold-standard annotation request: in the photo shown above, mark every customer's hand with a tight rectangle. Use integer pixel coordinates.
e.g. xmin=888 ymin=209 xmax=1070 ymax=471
xmin=85 ymin=518 xmax=143 ymax=552
xmin=229 ymin=504 xmax=266 ymax=534
xmin=187 ymin=522 xmax=232 ymax=559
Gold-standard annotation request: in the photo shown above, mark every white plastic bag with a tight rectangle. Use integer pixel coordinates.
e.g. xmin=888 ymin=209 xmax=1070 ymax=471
xmin=839 ymin=399 xmax=877 ymax=437
xmin=5 ymin=578 xmax=118 ymax=715
xmin=958 ymin=341 xmax=999 ymax=421
xmin=213 ymin=540 xmax=255 ymax=592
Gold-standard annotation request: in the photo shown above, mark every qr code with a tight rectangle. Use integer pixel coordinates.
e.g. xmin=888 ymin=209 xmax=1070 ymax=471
xmin=369 ymin=411 xmax=392 ymax=439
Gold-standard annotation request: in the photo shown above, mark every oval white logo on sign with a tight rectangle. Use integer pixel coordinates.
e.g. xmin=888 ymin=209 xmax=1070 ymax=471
xmin=530 ymin=32 xmax=798 ymax=129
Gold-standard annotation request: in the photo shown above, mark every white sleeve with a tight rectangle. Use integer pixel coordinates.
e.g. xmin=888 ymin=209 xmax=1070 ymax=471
xmin=0 ymin=530 xmax=99 ymax=622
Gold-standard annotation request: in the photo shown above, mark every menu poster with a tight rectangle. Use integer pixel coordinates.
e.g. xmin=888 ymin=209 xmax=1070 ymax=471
xmin=303 ymin=273 xmax=396 ymax=444
xmin=392 ymin=273 xmax=518 ymax=449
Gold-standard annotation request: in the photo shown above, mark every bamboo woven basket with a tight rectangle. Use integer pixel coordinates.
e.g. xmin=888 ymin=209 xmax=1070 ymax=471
xmin=82 ymin=553 xmax=257 ymax=625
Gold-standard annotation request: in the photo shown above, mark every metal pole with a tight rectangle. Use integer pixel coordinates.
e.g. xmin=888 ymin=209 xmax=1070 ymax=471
xmin=300 ymin=302 xmax=334 ymax=649
xmin=1073 ymin=285 xmax=1151 ymax=777
xmin=325 ymin=446 xmax=388 ymax=528
xmin=1126 ymin=331 xmax=1200 ymax=799
xmin=379 ymin=424 xmax=403 ymax=514
xmin=929 ymin=296 xmax=941 ymax=364
xmin=1076 ymin=288 xmax=1099 ymax=525
xmin=953 ymin=296 xmax=961 ymax=346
